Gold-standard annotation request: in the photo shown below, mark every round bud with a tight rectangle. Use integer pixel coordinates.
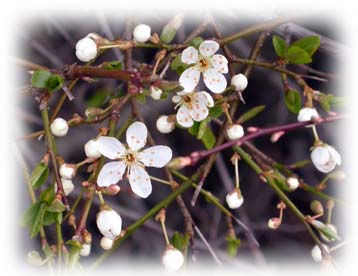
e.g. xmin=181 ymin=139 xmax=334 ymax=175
xmin=226 ymin=124 xmax=245 ymax=141
xmin=311 ymin=244 xmax=329 ymax=262
xmin=100 ymin=237 xmax=114 ymax=250
xmin=328 ymin=170 xmax=346 ymax=181
xmin=320 ymin=224 xmax=338 ymax=242
xmin=150 ymin=86 xmax=163 ymax=100
xmin=55 ymin=178 xmax=75 ymax=196
xmin=80 ymin=243 xmax=91 ymax=257
xmin=310 ymin=200 xmax=324 ymax=215
xmin=286 ymin=177 xmax=299 ymax=191
xmin=50 ymin=118 xmax=69 ymax=137
xmin=84 ymin=139 xmax=102 ymax=159
xmin=267 ymin=217 xmax=281 ymax=230
xmin=225 ymin=189 xmax=244 ymax=209
xmin=231 ymin=74 xmax=248 ymax=91
xmin=162 ymin=245 xmax=185 ymax=272
xmin=75 ymin=36 xmax=98 ymax=62
xmin=97 ymin=209 xmax=122 ymax=240
xmin=133 ymin=24 xmax=151 ymax=43
xmin=156 ymin=115 xmax=175 ymax=134
xmin=103 ymin=184 xmax=121 ymax=196
xmin=297 ymin=107 xmax=319 ymax=122
xmin=59 ymin=163 xmax=76 ymax=180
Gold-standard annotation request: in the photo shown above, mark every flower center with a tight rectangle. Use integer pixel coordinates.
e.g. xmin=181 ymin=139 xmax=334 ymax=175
xmin=125 ymin=153 xmax=136 ymax=164
xmin=183 ymin=95 xmax=192 ymax=103
xmin=199 ymin=57 xmax=210 ymax=70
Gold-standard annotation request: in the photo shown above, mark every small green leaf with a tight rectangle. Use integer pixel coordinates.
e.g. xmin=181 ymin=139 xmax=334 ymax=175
xmin=102 ymin=60 xmax=123 ymax=70
xmin=188 ymin=37 xmax=204 ymax=49
xmin=135 ymin=92 xmax=147 ymax=104
xmin=86 ymin=90 xmax=108 ymax=107
xmin=171 ymin=232 xmax=185 ymax=251
xmin=31 ymin=70 xmax=52 ymax=89
xmin=66 ymin=239 xmax=82 ymax=249
xmin=46 ymin=74 xmax=64 ymax=93
xmin=285 ymin=90 xmax=302 ymax=114
xmin=317 ymin=224 xmax=341 ymax=242
xmin=291 ymin=36 xmax=320 ymax=57
xmin=286 ymin=46 xmax=312 ymax=64
xmin=42 ymin=211 xmax=57 ymax=226
xmin=30 ymin=163 xmax=49 ymax=190
xmin=160 ymin=26 xmax=177 ymax=44
xmin=226 ymin=235 xmax=241 ymax=257
xmin=209 ymin=106 xmax=223 ymax=118
xmin=197 ymin=119 xmax=208 ymax=139
xmin=201 ymin=127 xmax=216 ymax=149
xmin=19 ymin=202 xmax=42 ymax=227
xmin=272 ymin=35 xmax=287 ymax=58
xmin=237 ymin=105 xmax=265 ymax=124
xmin=47 ymin=198 xmax=66 ymax=213
xmin=39 ymin=186 xmax=55 ymax=204
xmin=30 ymin=203 xmax=47 ymax=238
xmin=170 ymin=54 xmax=190 ymax=75
xmin=188 ymin=122 xmax=200 ymax=136
xmin=319 ymin=93 xmax=345 ymax=112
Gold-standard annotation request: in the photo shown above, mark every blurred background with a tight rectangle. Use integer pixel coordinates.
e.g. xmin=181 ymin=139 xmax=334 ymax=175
xmin=14 ymin=11 xmax=348 ymax=271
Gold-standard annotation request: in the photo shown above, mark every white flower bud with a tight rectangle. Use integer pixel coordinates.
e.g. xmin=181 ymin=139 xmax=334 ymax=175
xmin=84 ymin=139 xmax=102 ymax=159
xmin=162 ymin=246 xmax=184 ymax=272
xmin=267 ymin=217 xmax=281 ymax=230
xmin=231 ymin=74 xmax=248 ymax=91
xmin=311 ymin=144 xmax=341 ymax=173
xmin=311 ymin=244 xmax=330 ymax=262
xmin=320 ymin=224 xmax=338 ymax=242
xmin=55 ymin=178 xmax=75 ymax=196
xmin=150 ymin=86 xmax=163 ymax=100
xmin=156 ymin=115 xmax=175 ymax=134
xmin=96 ymin=209 xmax=122 ymax=240
xmin=297 ymin=107 xmax=319 ymax=122
xmin=50 ymin=118 xmax=69 ymax=137
xmin=133 ymin=24 xmax=151 ymax=43
xmin=226 ymin=189 xmax=244 ymax=209
xmin=59 ymin=163 xmax=76 ymax=180
xmin=226 ymin=124 xmax=245 ymax=140
xmin=286 ymin=177 xmax=299 ymax=191
xmin=100 ymin=237 xmax=114 ymax=250
xmin=80 ymin=243 xmax=91 ymax=257
xmin=75 ymin=36 xmax=98 ymax=62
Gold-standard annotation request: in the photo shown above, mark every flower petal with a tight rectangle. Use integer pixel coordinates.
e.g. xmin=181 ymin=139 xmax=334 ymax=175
xmin=327 ymin=145 xmax=342 ymax=165
xmin=172 ymin=95 xmax=182 ymax=104
xmin=126 ymin=122 xmax=148 ymax=151
xmin=311 ymin=146 xmax=330 ymax=166
xmin=128 ymin=165 xmax=152 ymax=198
xmin=193 ymin=91 xmax=214 ymax=107
xmin=179 ymin=66 xmax=200 ymax=92
xmin=138 ymin=146 xmax=172 ymax=168
xmin=203 ymin=69 xmax=227 ymax=93
xmin=211 ymin=54 xmax=228 ymax=74
xmin=176 ymin=105 xmax=193 ymax=128
xmin=199 ymin=40 xmax=219 ymax=57
xmin=97 ymin=161 xmax=126 ymax=187
xmin=181 ymin=46 xmax=199 ymax=64
xmin=189 ymin=101 xmax=209 ymax=122
xmin=97 ymin=136 xmax=126 ymax=159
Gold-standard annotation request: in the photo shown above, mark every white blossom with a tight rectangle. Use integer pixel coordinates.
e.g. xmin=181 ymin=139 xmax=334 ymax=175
xmin=179 ymin=40 xmax=228 ymax=93
xmin=100 ymin=237 xmax=114 ymax=250
xmin=133 ymin=24 xmax=151 ymax=43
xmin=267 ymin=217 xmax=281 ymax=230
xmin=311 ymin=144 xmax=341 ymax=173
xmin=84 ymin=139 xmax=102 ymax=159
xmin=231 ymin=74 xmax=248 ymax=91
xmin=55 ymin=178 xmax=74 ymax=196
xmin=96 ymin=122 xmax=172 ymax=198
xmin=297 ymin=107 xmax=319 ymax=122
xmin=172 ymin=91 xmax=214 ymax=128
xmin=59 ymin=163 xmax=76 ymax=180
xmin=311 ymin=244 xmax=330 ymax=262
xmin=96 ymin=209 xmax=122 ymax=240
xmin=226 ymin=124 xmax=245 ymax=140
xmin=50 ymin=118 xmax=69 ymax=137
xmin=225 ymin=189 xmax=244 ymax=209
xmin=75 ymin=36 xmax=98 ymax=62
xmin=162 ymin=246 xmax=184 ymax=272
xmin=286 ymin=176 xmax=299 ymax=191
xmin=156 ymin=115 xmax=175 ymax=134
xmin=150 ymin=86 xmax=163 ymax=100
xmin=80 ymin=243 xmax=91 ymax=257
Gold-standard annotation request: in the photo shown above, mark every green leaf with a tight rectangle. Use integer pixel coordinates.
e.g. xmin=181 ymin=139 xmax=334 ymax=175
xmin=317 ymin=224 xmax=341 ymax=242
xmin=188 ymin=122 xmax=200 ymax=136
xmin=30 ymin=163 xmax=49 ymax=190
xmin=272 ymin=35 xmax=287 ymax=58
xmin=170 ymin=54 xmax=190 ymax=75
xmin=197 ymin=119 xmax=208 ymax=139
xmin=171 ymin=232 xmax=185 ymax=251
xmin=226 ymin=235 xmax=241 ymax=257
xmin=201 ymin=127 xmax=216 ymax=149
xmin=209 ymin=106 xmax=223 ymax=118
xmin=39 ymin=186 xmax=55 ymax=204
xmin=188 ymin=37 xmax=204 ymax=49
xmin=237 ymin=105 xmax=265 ymax=124
xmin=30 ymin=202 xmax=47 ymax=238
xmin=160 ymin=26 xmax=177 ymax=44
xmin=284 ymin=90 xmax=302 ymax=114
xmin=86 ymin=90 xmax=108 ymax=107
xmin=42 ymin=211 xmax=57 ymax=226
xmin=135 ymin=92 xmax=147 ymax=104
xmin=291 ymin=36 xmax=320 ymax=57
xmin=102 ymin=60 xmax=123 ymax=70
xmin=47 ymin=198 xmax=66 ymax=213
xmin=286 ymin=46 xmax=312 ymax=64
xmin=319 ymin=93 xmax=345 ymax=112
xmin=19 ymin=202 xmax=42 ymax=227
xmin=31 ymin=70 xmax=52 ymax=89
xmin=46 ymin=74 xmax=64 ymax=93
xmin=66 ymin=239 xmax=82 ymax=249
